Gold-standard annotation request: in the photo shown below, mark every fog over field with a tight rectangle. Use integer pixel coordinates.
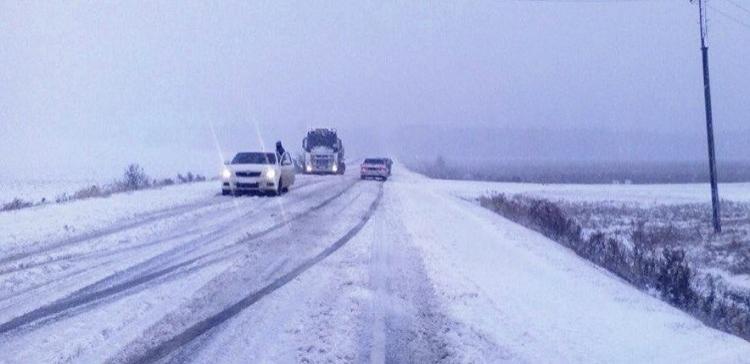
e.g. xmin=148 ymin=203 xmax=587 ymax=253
xmin=1 ymin=1 xmax=749 ymax=181
xmin=5 ymin=3 xmax=750 ymax=361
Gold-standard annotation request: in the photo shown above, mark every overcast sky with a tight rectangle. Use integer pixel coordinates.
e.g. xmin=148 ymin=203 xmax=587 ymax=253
xmin=1 ymin=1 xmax=748 ymax=180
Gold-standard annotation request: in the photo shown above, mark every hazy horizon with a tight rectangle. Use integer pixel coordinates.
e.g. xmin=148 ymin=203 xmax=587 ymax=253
xmin=2 ymin=1 xmax=748 ymax=180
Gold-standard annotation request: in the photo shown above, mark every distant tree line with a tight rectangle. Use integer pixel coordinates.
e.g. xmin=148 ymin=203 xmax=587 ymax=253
xmin=406 ymin=156 xmax=750 ymax=184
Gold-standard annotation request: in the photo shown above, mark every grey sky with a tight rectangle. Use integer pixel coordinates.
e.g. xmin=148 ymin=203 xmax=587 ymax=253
xmin=1 ymin=1 xmax=748 ymax=180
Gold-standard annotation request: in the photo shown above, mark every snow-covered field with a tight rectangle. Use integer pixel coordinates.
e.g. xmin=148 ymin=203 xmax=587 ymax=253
xmin=437 ymin=179 xmax=750 ymax=206
xmin=1 ymin=167 xmax=749 ymax=363
xmin=451 ymin=175 xmax=750 ymax=320
xmin=0 ymin=179 xmax=103 ymax=206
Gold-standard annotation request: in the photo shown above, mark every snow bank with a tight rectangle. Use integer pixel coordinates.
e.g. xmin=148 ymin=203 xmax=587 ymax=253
xmin=0 ymin=181 xmax=218 ymax=254
xmin=390 ymin=167 xmax=750 ymax=363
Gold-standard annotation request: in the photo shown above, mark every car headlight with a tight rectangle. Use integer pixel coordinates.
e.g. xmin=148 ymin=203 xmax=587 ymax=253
xmin=305 ymin=164 xmax=312 ymax=172
xmin=221 ymin=168 xmax=232 ymax=179
xmin=332 ymin=164 xmax=338 ymax=172
xmin=265 ymin=169 xmax=276 ymax=179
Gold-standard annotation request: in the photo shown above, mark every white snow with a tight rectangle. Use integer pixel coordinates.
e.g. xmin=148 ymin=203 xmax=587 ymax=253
xmin=0 ymin=169 xmax=749 ymax=363
xmin=390 ymin=169 xmax=750 ymax=363
xmin=0 ymin=181 xmax=218 ymax=254
xmin=427 ymin=178 xmax=750 ymax=206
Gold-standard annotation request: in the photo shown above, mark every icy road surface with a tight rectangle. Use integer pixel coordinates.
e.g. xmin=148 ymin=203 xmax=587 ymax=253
xmin=1 ymin=168 xmax=749 ymax=363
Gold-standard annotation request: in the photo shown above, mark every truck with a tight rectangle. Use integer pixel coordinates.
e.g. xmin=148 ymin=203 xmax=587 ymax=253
xmin=302 ymin=128 xmax=346 ymax=174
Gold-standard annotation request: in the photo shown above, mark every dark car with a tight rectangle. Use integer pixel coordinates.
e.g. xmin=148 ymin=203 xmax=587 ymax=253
xmin=360 ymin=158 xmax=390 ymax=181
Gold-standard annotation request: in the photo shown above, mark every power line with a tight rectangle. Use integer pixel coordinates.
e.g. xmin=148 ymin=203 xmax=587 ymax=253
xmin=718 ymin=0 xmax=750 ymax=16
xmin=496 ymin=0 xmax=750 ymax=33
xmin=709 ymin=3 xmax=750 ymax=30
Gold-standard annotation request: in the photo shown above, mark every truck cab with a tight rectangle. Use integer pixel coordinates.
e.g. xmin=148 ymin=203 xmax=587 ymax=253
xmin=302 ymin=128 xmax=346 ymax=174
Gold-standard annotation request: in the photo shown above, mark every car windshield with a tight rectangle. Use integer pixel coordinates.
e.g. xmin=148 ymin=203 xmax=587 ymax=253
xmin=364 ymin=159 xmax=385 ymax=165
xmin=231 ymin=153 xmax=276 ymax=165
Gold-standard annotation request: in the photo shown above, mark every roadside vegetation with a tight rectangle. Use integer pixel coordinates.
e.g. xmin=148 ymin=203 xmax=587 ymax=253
xmin=1 ymin=198 xmax=34 ymax=212
xmin=1 ymin=164 xmax=207 ymax=212
xmin=480 ymin=193 xmax=750 ymax=341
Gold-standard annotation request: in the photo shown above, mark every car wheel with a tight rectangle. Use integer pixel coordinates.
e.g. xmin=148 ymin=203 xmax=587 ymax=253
xmin=222 ymin=190 xmax=230 ymax=196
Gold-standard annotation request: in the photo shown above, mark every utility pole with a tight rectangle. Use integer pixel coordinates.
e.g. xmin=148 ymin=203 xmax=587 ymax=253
xmin=696 ymin=0 xmax=721 ymax=233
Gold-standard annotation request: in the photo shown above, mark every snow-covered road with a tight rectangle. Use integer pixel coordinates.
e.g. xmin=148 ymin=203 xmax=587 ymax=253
xmin=1 ymin=168 xmax=749 ymax=363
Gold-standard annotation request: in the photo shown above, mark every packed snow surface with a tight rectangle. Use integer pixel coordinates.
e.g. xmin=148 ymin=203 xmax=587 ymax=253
xmin=0 ymin=168 xmax=748 ymax=363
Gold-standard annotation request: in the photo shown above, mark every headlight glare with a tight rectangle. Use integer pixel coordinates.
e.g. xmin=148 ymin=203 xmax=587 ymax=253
xmin=265 ymin=169 xmax=276 ymax=179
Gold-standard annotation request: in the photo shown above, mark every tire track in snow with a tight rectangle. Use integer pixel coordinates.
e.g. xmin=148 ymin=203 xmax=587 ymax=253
xmin=0 ymin=226 xmax=205 ymax=277
xmin=117 ymin=184 xmax=383 ymax=364
xmin=0 ymin=178 xmax=325 ymax=273
xmin=78 ymin=178 xmax=357 ymax=296
xmin=0 ymin=178 xmax=359 ymax=335
xmin=0 ymin=176 xmax=328 ymax=307
xmin=0 ymin=189 xmax=287 ymax=314
xmin=0 ymin=197 xmax=227 ymax=266
xmin=362 ymin=183 xmax=452 ymax=363
xmin=155 ymin=190 xmax=369 ymax=364
xmin=0 ymin=259 xmax=114 ymax=307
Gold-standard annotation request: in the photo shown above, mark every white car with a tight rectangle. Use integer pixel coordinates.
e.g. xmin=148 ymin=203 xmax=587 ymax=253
xmin=221 ymin=152 xmax=296 ymax=196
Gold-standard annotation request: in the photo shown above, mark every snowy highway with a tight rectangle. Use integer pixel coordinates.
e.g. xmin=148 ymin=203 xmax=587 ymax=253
xmin=1 ymin=168 xmax=750 ymax=363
